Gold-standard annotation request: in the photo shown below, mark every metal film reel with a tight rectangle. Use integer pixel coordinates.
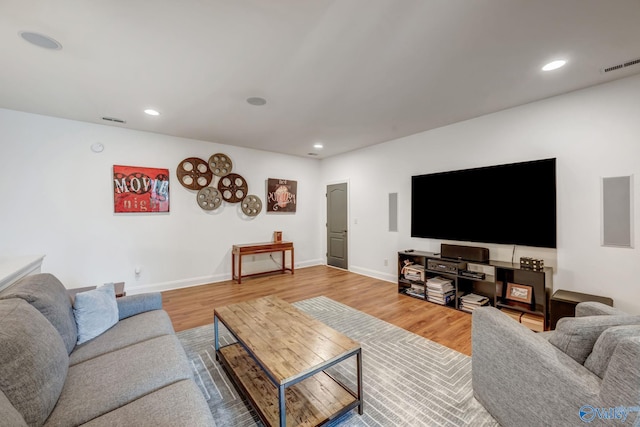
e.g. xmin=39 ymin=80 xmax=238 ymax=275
xmin=176 ymin=157 xmax=213 ymax=190
xmin=208 ymin=153 xmax=233 ymax=177
xmin=196 ymin=187 xmax=222 ymax=211
xmin=241 ymin=195 xmax=262 ymax=217
xmin=217 ymin=173 xmax=248 ymax=203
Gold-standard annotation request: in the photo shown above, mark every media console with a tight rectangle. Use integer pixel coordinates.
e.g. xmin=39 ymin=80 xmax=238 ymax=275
xmin=398 ymin=250 xmax=553 ymax=330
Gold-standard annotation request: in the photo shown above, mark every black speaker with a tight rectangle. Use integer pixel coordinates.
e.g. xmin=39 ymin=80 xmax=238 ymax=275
xmin=440 ymin=244 xmax=489 ymax=262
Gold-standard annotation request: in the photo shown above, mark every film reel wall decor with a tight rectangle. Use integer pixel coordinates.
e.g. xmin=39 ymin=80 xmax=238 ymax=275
xmin=176 ymin=153 xmax=263 ymax=216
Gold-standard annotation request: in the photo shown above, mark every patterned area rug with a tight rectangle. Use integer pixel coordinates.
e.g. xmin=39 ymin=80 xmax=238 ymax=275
xmin=176 ymin=296 xmax=498 ymax=426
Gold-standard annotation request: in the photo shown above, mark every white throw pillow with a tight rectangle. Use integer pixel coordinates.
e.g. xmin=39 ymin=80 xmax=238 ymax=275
xmin=73 ymin=283 xmax=119 ymax=344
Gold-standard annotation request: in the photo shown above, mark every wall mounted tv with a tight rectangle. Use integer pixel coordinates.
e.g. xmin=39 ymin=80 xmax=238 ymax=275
xmin=411 ymin=158 xmax=556 ymax=248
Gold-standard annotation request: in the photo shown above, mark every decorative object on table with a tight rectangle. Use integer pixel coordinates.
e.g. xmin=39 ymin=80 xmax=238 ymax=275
xmin=519 ymin=256 xmax=544 ymax=271
xmin=176 ymin=157 xmax=212 ymax=190
xmin=196 ymin=187 xmax=223 ymax=211
xmin=505 ymin=282 xmax=534 ymax=304
xmin=266 ymin=178 xmax=297 ymax=213
xmin=218 ymin=173 xmax=248 ymax=203
xmin=208 ymin=153 xmax=233 ymax=177
xmin=241 ymin=195 xmax=262 ymax=216
xmin=113 ymin=165 xmax=169 ymax=213
xmin=273 ymin=231 xmax=282 ymax=242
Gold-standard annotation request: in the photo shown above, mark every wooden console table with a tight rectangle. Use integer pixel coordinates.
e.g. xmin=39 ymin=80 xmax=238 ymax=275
xmin=232 ymin=241 xmax=294 ymax=284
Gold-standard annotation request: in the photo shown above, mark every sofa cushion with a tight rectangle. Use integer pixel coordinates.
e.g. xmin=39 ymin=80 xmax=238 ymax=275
xmin=44 ymin=334 xmax=193 ymax=427
xmin=0 ymin=299 xmax=68 ymax=426
xmin=0 ymin=389 xmax=28 ymax=427
xmin=74 ymin=283 xmax=119 ymax=344
xmin=584 ymin=325 xmax=640 ymax=378
xmin=78 ymin=380 xmax=214 ymax=426
xmin=70 ymin=309 xmax=175 ymax=366
xmin=549 ymin=314 xmax=640 ymax=364
xmin=0 ymin=273 xmax=77 ymax=354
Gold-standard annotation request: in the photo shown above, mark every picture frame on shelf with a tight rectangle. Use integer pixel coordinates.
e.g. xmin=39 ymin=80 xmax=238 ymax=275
xmin=505 ymin=282 xmax=534 ymax=304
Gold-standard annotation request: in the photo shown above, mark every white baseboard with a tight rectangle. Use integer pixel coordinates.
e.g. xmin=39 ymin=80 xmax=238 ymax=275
xmin=347 ymin=265 xmax=396 ymax=283
xmin=127 ymin=258 xmax=325 ymax=295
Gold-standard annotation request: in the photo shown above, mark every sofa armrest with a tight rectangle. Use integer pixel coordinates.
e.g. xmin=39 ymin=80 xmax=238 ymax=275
xmin=600 ymin=337 xmax=640 ymax=414
xmin=116 ymin=293 xmax=162 ymax=320
xmin=575 ymin=301 xmax=625 ymax=317
xmin=472 ymin=307 xmax=602 ymax=426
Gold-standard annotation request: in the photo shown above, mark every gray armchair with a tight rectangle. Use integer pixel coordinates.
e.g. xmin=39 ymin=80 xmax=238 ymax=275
xmin=472 ymin=302 xmax=640 ymax=426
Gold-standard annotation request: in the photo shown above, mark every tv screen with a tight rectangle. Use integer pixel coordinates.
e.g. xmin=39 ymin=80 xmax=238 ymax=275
xmin=411 ymin=158 xmax=556 ymax=248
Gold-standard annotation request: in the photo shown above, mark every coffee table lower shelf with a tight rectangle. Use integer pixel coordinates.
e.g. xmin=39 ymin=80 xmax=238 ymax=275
xmin=218 ymin=343 xmax=359 ymax=427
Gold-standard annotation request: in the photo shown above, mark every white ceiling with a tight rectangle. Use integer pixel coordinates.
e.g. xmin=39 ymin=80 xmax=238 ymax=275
xmin=2 ymin=1 xmax=640 ymax=159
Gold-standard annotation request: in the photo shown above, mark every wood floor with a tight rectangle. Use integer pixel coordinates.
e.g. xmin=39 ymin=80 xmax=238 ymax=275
xmin=162 ymin=265 xmax=473 ymax=355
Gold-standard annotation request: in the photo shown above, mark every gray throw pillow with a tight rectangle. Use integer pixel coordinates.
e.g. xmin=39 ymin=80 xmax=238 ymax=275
xmin=0 ymin=299 xmax=68 ymax=426
xmin=549 ymin=314 xmax=640 ymax=364
xmin=0 ymin=273 xmax=78 ymax=354
xmin=584 ymin=325 xmax=640 ymax=378
xmin=74 ymin=283 xmax=119 ymax=344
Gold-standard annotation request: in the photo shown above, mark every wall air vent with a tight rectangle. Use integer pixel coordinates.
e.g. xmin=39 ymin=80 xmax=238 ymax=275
xmin=602 ymin=57 xmax=640 ymax=73
xmin=102 ymin=116 xmax=126 ymax=124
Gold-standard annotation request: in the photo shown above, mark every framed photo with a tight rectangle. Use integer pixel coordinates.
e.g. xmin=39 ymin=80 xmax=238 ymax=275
xmin=505 ymin=282 xmax=534 ymax=304
xmin=266 ymin=178 xmax=297 ymax=213
xmin=113 ymin=165 xmax=170 ymax=213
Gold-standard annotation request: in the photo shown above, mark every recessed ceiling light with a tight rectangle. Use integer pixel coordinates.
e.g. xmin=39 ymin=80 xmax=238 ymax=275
xmin=542 ymin=60 xmax=567 ymax=71
xmin=246 ymin=97 xmax=267 ymax=106
xmin=144 ymin=109 xmax=160 ymax=116
xmin=313 ymin=143 xmax=323 ymax=149
xmin=19 ymin=31 xmax=62 ymax=50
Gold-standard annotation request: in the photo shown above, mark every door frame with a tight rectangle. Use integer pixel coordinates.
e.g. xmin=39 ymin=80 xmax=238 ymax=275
xmin=325 ymin=179 xmax=350 ymax=270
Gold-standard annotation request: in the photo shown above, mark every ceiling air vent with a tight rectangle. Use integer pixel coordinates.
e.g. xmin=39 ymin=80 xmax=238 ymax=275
xmin=602 ymin=57 xmax=640 ymax=73
xmin=102 ymin=116 xmax=126 ymax=124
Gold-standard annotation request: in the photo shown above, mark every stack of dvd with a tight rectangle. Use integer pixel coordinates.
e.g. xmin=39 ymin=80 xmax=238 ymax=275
xmin=459 ymin=293 xmax=490 ymax=313
xmin=426 ymin=276 xmax=454 ymax=305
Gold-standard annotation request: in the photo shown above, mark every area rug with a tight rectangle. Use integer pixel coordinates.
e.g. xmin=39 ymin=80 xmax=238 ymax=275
xmin=176 ymin=296 xmax=498 ymax=426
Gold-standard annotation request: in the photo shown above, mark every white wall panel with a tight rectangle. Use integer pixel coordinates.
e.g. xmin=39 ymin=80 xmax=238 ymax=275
xmin=321 ymin=73 xmax=640 ymax=314
xmin=0 ymin=110 xmax=323 ymax=292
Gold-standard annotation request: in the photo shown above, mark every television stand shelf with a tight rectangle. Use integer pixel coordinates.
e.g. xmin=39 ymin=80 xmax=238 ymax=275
xmin=397 ymin=250 xmax=553 ymax=330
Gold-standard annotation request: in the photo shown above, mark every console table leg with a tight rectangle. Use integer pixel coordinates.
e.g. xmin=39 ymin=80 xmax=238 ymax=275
xmin=238 ymin=254 xmax=243 ymax=284
xmin=231 ymin=253 xmax=235 ymax=282
xmin=278 ymin=385 xmax=286 ymax=427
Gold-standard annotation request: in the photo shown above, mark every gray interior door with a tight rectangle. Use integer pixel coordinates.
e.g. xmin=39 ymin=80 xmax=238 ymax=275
xmin=327 ymin=183 xmax=348 ymax=269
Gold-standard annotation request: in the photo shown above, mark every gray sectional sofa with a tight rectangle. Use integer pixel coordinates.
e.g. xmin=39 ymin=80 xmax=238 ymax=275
xmin=0 ymin=273 xmax=214 ymax=426
xmin=472 ymin=302 xmax=640 ymax=426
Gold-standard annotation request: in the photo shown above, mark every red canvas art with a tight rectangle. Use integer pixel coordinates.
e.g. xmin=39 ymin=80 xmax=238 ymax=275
xmin=113 ymin=165 xmax=170 ymax=213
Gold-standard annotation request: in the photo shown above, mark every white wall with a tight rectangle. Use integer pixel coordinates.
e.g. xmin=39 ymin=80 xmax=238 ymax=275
xmin=0 ymin=109 xmax=323 ymax=292
xmin=321 ymin=73 xmax=640 ymax=314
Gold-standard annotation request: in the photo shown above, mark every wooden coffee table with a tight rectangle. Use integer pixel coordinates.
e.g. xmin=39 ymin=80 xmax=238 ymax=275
xmin=214 ymin=296 xmax=363 ymax=427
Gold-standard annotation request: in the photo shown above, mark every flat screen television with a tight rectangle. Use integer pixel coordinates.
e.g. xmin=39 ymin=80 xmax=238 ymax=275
xmin=411 ymin=158 xmax=556 ymax=248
